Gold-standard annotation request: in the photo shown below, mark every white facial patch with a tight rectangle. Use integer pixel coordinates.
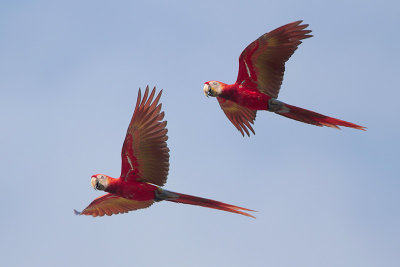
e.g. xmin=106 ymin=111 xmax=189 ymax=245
xmin=211 ymin=81 xmax=222 ymax=95
xmin=94 ymin=174 xmax=109 ymax=190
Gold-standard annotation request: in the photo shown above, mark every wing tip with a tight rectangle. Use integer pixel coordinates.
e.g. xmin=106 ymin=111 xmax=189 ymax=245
xmin=74 ymin=209 xmax=82 ymax=215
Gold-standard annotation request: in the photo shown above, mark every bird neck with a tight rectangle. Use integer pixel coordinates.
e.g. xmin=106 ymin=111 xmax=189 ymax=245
xmin=104 ymin=177 xmax=123 ymax=195
xmin=218 ymin=83 xmax=238 ymax=98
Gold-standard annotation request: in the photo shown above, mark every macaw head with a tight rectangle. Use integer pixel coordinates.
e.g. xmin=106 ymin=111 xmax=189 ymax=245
xmin=203 ymin=81 xmax=223 ymax=97
xmin=91 ymin=174 xmax=109 ymax=191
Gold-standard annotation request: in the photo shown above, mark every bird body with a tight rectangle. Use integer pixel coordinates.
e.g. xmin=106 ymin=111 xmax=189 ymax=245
xmin=204 ymin=21 xmax=365 ymax=136
xmin=209 ymin=82 xmax=271 ymax=110
xmin=75 ymin=86 xmax=255 ymax=218
xmin=97 ymin=175 xmax=157 ymax=201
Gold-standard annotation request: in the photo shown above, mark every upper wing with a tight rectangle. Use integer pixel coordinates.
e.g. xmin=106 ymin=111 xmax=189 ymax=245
xmin=74 ymin=193 xmax=154 ymax=217
xmin=217 ymin=97 xmax=257 ymax=137
xmin=236 ymin=21 xmax=312 ymax=98
xmin=120 ymin=86 xmax=170 ymax=186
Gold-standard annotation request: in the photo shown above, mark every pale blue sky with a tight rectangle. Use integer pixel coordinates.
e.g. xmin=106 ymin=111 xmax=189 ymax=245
xmin=1 ymin=1 xmax=399 ymax=266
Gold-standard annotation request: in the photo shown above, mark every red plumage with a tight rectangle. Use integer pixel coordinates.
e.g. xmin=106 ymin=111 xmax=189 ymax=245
xmin=204 ymin=21 xmax=366 ymax=136
xmin=75 ymin=86 xmax=255 ymax=218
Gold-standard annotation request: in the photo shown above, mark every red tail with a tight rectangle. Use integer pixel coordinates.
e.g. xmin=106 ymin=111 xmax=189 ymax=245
xmin=162 ymin=190 xmax=255 ymax=218
xmin=276 ymin=103 xmax=366 ymax=130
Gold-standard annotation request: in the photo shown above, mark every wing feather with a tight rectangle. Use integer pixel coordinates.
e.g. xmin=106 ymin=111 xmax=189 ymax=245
xmin=217 ymin=97 xmax=257 ymax=137
xmin=120 ymin=86 xmax=169 ymax=186
xmin=236 ymin=21 xmax=312 ymax=98
xmin=75 ymin=194 xmax=154 ymax=217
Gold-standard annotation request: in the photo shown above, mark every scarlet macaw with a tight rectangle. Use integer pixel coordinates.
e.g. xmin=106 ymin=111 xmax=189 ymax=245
xmin=203 ymin=21 xmax=365 ymax=136
xmin=75 ymin=86 xmax=254 ymax=218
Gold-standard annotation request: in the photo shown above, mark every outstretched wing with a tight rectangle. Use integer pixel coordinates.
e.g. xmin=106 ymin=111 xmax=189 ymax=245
xmin=217 ymin=97 xmax=257 ymax=137
xmin=236 ymin=21 xmax=312 ymax=98
xmin=120 ymin=86 xmax=170 ymax=186
xmin=74 ymin=193 xmax=154 ymax=217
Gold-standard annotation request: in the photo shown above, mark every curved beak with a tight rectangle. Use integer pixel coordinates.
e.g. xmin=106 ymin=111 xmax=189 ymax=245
xmin=91 ymin=177 xmax=97 ymax=190
xmin=203 ymin=84 xmax=211 ymax=97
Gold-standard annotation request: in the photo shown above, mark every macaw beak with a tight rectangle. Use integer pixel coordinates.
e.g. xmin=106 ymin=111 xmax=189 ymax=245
xmin=91 ymin=177 xmax=97 ymax=190
xmin=203 ymin=84 xmax=210 ymax=97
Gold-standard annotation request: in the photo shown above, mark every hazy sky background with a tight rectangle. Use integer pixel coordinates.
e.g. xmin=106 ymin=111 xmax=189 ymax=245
xmin=1 ymin=1 xmax=399 ymax=266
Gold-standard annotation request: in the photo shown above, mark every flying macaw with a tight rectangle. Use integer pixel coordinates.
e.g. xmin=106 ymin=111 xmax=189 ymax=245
xmin=203 ymin=20 xmax=366 ymax=136
xmin=75 ymin=86 xmax=254 ymax=218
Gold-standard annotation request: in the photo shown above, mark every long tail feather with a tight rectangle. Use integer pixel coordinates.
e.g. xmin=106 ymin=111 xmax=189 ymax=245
xmin=276 ymin=103 xmax=366 ymax=130
xmin=159 ymin=189 xmax=256 ymax=218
